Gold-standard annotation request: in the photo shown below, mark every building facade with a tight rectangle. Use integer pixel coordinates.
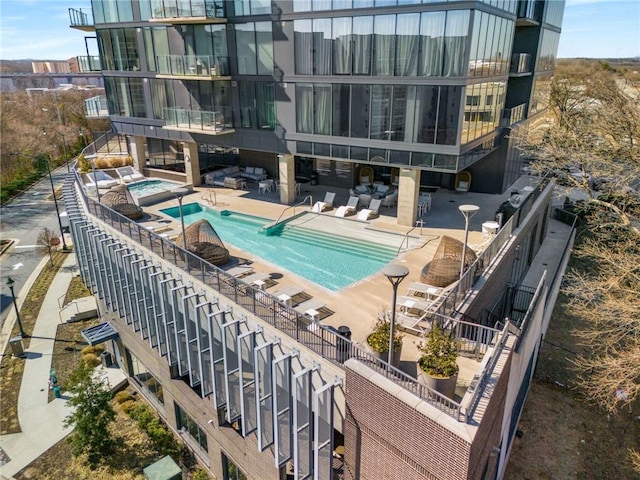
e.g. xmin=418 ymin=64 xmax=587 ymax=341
xmin=66 ymin=1 xmax=568 ymax=479
xmin=72 ymin=0 xmax=564 ymax=225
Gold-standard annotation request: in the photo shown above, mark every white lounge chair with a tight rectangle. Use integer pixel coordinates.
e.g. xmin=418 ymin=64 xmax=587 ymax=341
xmin=225 ymin=265 xmax=254 ymax=277
xmin=312 ymin=192 xmax=336 ymax=213
xmin=335 ymin=196 xmax=359 ymax=217
xmin=84 ymin=171 xmax=119 ymax=190
xmin=272 ymin=285 xmax=305 ymax=306
xmin=294 ymin=298 xmax=326 ymax=321
xmin=356 ymin=198 xmax=382 ymax=221
xmin=116 ymin=166 xmax=145 ymax=183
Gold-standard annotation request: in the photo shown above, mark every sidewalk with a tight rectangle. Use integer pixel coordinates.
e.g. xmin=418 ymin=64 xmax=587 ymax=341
xmin=0 ymin=253 xmax=126 ymax=479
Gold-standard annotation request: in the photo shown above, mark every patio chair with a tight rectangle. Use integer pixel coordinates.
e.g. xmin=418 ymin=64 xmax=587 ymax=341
xmin=294 ymin=298 xmax=326 ymax=322
xmin=356 ymin=198 xmax=382 ymax=221
xmin=455 ymin=171 xmax=472 ymax=193
xmin=115 ymin=166 xmax=145 ymax=183
xmin=380 ymin=191 xmax=398 ymax=208
xmin=335 ymin=196 xmax=359 ymax=217
xmin=272 ymin=285 xmax=305 ymax=307
xmin=359 ymin=166 xmax=374 ymax=185
xmin=225 ymin=265 xmax=254 ymax=277
xmin=312 ymin=192 xmax=336 ymax=213
xmin=84 ymin=171 xmax=119 ymax=190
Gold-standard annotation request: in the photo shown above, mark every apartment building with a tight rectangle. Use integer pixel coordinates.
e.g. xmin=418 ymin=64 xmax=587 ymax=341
xmin=66 ymin=1 xmax=567 ymax=479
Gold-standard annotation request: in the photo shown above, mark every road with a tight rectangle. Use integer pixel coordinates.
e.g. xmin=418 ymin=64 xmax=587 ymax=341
xmin=0 ymin=166 xmax=71 ymax=323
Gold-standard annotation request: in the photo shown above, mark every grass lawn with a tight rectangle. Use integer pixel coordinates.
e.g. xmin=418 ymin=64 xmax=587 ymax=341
xmin=0 ymin=251 xmax=70 ymax=435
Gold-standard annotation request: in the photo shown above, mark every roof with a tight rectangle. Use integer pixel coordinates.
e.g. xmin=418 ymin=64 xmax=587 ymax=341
xmin=81 ymin=322 xmax=118 ymax=346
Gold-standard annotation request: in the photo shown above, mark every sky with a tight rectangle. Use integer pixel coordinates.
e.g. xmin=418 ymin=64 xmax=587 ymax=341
xmin=0 ymin=0 xmax=638 ymax=60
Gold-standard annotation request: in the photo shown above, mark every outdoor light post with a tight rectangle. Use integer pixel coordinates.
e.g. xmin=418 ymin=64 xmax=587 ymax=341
xmin=173 ymin=187 xmax=189 ymax=250
xmin=6 ymin=277 xmax=26 ymax=338
xmin=42 ymin=127 xmax=69 ymax=173
xmin=458 ymin=204 xmax=480 ymax=281
xmin=382 ymin=264 xmax=409 ymax=366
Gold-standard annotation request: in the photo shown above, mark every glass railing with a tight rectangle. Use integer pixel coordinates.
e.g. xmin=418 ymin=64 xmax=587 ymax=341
xmin=68 ymin=7 xmax=93 ymax=28
xmin=85 ymin=95 xmax=109 ymax=117
xmin=503 ymin=103 xmax=528 ymax=126
xmin=156 ymin=55 xmax=229 ymax=77
xmin=163 ymin=107 xmax=233 ymax=133
xmin=151 ymin=0 xmax=225 ymax=19
xmin=510 ymin=53 xmax=532 ymax=74
xmin=77 ymin=56 xmax=101 ymax=72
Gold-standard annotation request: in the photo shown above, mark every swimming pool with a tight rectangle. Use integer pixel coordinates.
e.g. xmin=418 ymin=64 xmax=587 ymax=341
xmin=128 ymin=179 xmax=191 ymax=206
xmin=160 ymin=203 xmax=398 ymax=290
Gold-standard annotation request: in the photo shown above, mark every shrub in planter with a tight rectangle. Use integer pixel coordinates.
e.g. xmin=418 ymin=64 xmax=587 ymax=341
xmin=82 ymin=352 xmax=102 ymax=368
xmin=365 ymin=307 xmax=403 ymax=368
xmin=417 ymin=325 xmax=459 ymax=398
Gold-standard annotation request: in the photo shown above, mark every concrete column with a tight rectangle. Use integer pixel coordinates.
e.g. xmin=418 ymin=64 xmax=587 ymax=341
xmin=128 ymin=136 xmax=146 ymax=172
xmin=182 ymin=141 xmax=201 ymax=186
xmin=278 ymin=154 xmax=296 ymax=204
xmin=397 ymin=167 xmax=421 ymax=227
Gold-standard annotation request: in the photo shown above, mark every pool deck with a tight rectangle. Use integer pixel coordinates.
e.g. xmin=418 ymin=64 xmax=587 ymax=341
xmin=129 ymin=176 xmax=543 ymax=389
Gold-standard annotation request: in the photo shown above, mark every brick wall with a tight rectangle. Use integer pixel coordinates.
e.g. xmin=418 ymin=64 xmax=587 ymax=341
xmin=343 ymin=367 xmax=471 ymax=480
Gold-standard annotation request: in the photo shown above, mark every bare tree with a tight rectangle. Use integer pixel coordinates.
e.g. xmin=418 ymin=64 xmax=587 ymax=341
xmin=36 ymin=227 xmax=59 ymax=266
xmin=514 ymin=60 xmax=640 ymax=412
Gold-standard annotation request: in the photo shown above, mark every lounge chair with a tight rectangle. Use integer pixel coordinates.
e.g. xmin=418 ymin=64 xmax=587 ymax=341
xmin=84 ymin=171 xmax=119 ymax=190
xmin=356 ymin=198 xmax=382 ymax=221
xmin=335 ymin=196 xmax=359 ymax=217
xmin=312 ymin=192 xmax=336 ymax=213
xmin=241 ymin=272 xmax=271 ymax=289
xmin=225 ymin=265 xmax=254 ymax=277
xmin=294 ymin=298 xmax=326 ymax=321
xmin=272 ymin=285 xmax=305 ymax=306
xmin=406 ymin=282 xmax=442 ymax=299
xmin=115 ymin=166 xmax=145 ymax=183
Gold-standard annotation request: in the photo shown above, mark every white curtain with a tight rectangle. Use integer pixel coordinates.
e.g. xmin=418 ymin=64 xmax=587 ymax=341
xmin=296 ymin=84 xmax=313 ymax=133
xmin=314 ymin=84 xmax=331 ymax=135
xmin=294 ymin=20 xmax=313 ymax=74
xmin=333 ymin=17 xmax=352 ymax=74
xmin=374 ymin=15 xmax=396 ymax=76
xmin=395 ymin=14 xmax=420 ymax=76
xmin=442 ymin=10 xmax=470 ymax=77
xmin=353 ymin=16 xmax=372 ymax=74
xmin=419 ymin=11 xmax=445 ymax=77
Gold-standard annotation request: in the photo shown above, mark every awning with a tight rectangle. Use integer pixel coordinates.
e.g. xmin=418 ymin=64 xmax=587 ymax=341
xmin=81 ymin=322 xmax=118 ymax=346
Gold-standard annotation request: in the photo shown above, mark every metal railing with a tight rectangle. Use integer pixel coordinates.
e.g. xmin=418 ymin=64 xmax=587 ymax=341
xmin=163 ymin=107 xmax=233 ymax=134
xmin=156 ymin=55 xmax=229 ymax=77
xmin=268 ymin=196 xmax=314 ymax=229
xmin=84 ymin=95 xmax=108 ymax=118
xmin=200 ymin=191 xmax=217 ymax=206
xmin=68 ymin=7 xmax=92 ymax=28
xmin=77 ymin=55 xmax=101 ymax=72
xmin=397 ymin=226 xmax=418 ymax=254
xmin=510 ymin=53 xmax=532 ymax=74
xmin=65 ymin=172 xmax=470 ymax=421
xmin=151 ymin=0 xmax=225 ymax=19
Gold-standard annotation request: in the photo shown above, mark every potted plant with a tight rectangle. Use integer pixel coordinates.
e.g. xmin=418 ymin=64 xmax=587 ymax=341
xmin=417 ymin=325 xmax=459 ymax=399
xmin=364 ymin=307 xmax=403 ymax=368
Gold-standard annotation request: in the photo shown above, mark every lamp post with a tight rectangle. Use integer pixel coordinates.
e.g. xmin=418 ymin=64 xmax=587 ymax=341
xmin=173 ymin=187 xmax=189 ymax=250
xmin=382 ymin=264 xmax=409 ymax=366
xmin=11 ymin=152 xmax=68 ymax=250
xmin=458 ymin=204 xmax=480 ymax=281
xmin=6 ymin=277 xmax=27 ymax=337
xmin=90 ymin=157 xmax=100 ymax=202
xmin=42 ymin=127 xmax=69 ymax=173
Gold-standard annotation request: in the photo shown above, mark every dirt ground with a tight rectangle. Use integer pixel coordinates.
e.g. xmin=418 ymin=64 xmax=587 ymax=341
xmin=504 ymin=294 xmax=639 ymax=479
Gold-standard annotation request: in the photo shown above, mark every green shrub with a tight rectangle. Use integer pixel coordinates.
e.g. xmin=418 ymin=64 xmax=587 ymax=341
xmin=81 ymin=345 xmax=105 ymax=356
xmin=366 ymin=307 xmax=403 ymax=353
xmin=418 ymin=325 xmax=459 ymax=378
xmin=119 ymin=399 xmax=138 ymax=414
xmin=113 ymin=391 xmax=134 ymax=405
xmin=192 ymin=468 xmax=210 ymax=480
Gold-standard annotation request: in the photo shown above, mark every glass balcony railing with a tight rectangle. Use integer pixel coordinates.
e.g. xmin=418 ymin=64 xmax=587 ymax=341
xmin=510 ymin=53 xmax=532 ymax=75
xmin=77 ymin=56 xmax=102 ymax=72
xmin=156 ymin=55 xmax=229 ymax=77
xmin=163 ymin=107 xmax=233 ymax=134
xmin=68 ymin=7 xmax=94 ymax=30
xmin=85 ymin=95 xmax=109 ymax=118
xmin=151 ymin=0 xmax=225 ymax=20
xmin=502 ymin=103 xmax=527 ymax=126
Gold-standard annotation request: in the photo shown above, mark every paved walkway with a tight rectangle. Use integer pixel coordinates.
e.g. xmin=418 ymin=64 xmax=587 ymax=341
xmin=0 ymin=253 xmax=126 ymax=480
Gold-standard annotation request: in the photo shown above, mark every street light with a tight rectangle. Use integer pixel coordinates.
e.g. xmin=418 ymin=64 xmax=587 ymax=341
xmin=173 ymin=188 xmax=189 ymax=250
xmin=11 ymin=152 xmax=69 ymax=251
xmin=458 ymin=204 xmax=480 ymax=281
xmin=42 ymin=127 xmax=69 ymax=173
xmin=6 ymin=277 xmax=27 ymax=337
xmin=382 ymin=264 xmax=409 ymax=366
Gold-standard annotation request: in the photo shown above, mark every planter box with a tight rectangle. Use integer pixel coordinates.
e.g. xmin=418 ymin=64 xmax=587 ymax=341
xmin=418 ymin=370 xmax=458 ymax=399
xmin=363 ymin=336 xmax=402 ymax=369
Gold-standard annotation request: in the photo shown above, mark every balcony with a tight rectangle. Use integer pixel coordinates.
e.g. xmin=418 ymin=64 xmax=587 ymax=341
xmin=502 ymin=103 xmax=528 ymax=127
xmin=77 ymin=56 xmax=101 ymax=72
xmin=68 ymin=7 xmax=94 ymax=31
xmin=163 ymin=107 xmax=233 ymax=135
xmin=509 ymin=53 xmax=532 ymax=77
xmin=150 ymin=0 xmax=226 ymax=24
xmin=516 ymin=0 xmax=540 ymax=26
xmin=156 ymin=55 xmax=230 ymax=80
xmin=85 ymin=95 xmax=109 ymax=118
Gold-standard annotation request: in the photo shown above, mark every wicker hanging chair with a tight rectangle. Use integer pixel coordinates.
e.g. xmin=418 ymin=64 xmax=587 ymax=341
xmin=420 ymin=235 xmax=477 ymax=287
xmin=176 ymin=219 xmax=230 ymax=266
xmin=101 ymin=184 xmax=144 ymax=220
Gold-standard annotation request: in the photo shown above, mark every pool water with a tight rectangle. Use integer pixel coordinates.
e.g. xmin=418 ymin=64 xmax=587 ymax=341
xmin=160 ymin=203 xmax=397 ymax=291
xmin=128 ymin=179 xmax=184 ymax=198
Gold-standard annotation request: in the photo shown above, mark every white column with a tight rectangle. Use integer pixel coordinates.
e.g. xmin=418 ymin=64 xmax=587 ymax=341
xmin=396 ymin=168 xmax=421 ymax=227
xmin=278 ymin=154 xmax=296 ymax=204
xmin=128 ymin=136 xmax=146 ymax=172
xmin=182 ymin=141 xmax=201 ymax=186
